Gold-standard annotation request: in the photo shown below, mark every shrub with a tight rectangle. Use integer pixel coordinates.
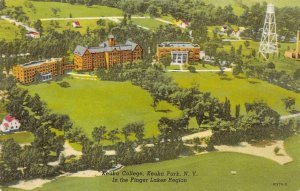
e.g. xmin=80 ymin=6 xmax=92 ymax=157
xmin=58 ymin=81 xmax=71 ymax=88
xmin=274 ymin=146 xmax=280 ymax=155
xmin=187 ymin=66 xmax=196 ymax=73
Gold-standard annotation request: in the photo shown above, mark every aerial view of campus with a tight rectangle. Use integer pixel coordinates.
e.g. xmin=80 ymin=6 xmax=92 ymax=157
xmin=0 ymin=0 xmax=299 ymax=190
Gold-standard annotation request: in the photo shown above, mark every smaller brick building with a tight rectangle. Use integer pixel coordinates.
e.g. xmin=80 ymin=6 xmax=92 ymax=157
xmin=73 ymin=35 xmax=142 ymax=71
xmin=13 ymin=58 xmax=74 ymax=84
xmin=156 ymin=42 xmax=200 ymax=65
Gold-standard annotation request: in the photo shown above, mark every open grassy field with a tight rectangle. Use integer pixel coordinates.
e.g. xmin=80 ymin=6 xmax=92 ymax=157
xmin=2 ymin=134 xmax=300 ymax=191
xmin=0 ymin=20 xmax=21 ymax=41
xmin=0 ymin=131 xmax=34 ymax=144
xmin=167 ymin=72 xmax=300 ymax=115
xmin=24 ymin=78 xmax=182 ymax=138
xmin=131 ymin=18 xmax=167 ymax=30
xmin=6 ymin=0 xmax=123 ymax=21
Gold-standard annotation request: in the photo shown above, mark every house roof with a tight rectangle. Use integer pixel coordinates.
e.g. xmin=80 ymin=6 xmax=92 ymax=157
xmin=158 ymin=42 xmax=199 ymax=48
xmin=4 ymin=114 xmax=15 ymax=122
xmin=4 ymin=123 xmax=9 ymax=128
xmin=74 ymin=45 xmax=88 ymax=56
xmin=27 ymin=32 xmax=39 ymax=35
xmin=20 ymin=58 xmax=62 ymax=68
xmin=74 ymin=40 xmax=139 ymax=55
xmin=73 ymin=21 xmax=80 ymax=25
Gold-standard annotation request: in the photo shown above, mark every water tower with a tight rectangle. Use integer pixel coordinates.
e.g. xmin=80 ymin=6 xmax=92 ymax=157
xmin=259 ymin=4 xmax=278 ymax=59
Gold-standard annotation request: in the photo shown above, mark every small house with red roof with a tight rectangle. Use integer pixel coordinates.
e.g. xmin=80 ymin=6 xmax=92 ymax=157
xmin=26 ymin=31 xmax=40 ymax=38
xmin=0 ymin=114 xmax=21 ymax=133
xmin=72 ymin=21 xmax=81 ymax=28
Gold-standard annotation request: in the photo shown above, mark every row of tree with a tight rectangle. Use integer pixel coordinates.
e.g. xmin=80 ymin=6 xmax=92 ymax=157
xmin=210 ymin=101 xmax=298 ymax=145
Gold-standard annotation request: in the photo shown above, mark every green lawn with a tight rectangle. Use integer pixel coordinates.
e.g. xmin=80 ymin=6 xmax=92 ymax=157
xmin=2 ymin=134 xmax=300 ymax=191
xmin=167 ymin=72 xmax=300 ymax=115
xmin=131 ymin=18 xmax=167 ymax=30
xmin=24 ymin=78 xmax=182 ymax=138
xmin=0 ymin=131 xmax=34 ymax=144
xmin=0 ymin=20 xmax=21 ymax=41
xmin=6 ymin=0 xmax=123 ymax=21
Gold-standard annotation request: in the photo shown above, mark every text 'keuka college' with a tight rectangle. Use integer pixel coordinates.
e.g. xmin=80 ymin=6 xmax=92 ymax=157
xmin=106 ymin=170 xmax=198 ymax=184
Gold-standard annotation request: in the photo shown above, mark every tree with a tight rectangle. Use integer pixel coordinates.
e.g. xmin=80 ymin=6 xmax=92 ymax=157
xmin=237 ymin=45 xmax=243 ymax=55
xmin=232 ymin=64 xmax=242 ymax=76
xmin=0 ymin=161 xmax=21 ymax=184
xmin=158 ymin=117 xmax=188 ymax=142
xmin=92 ymin=126 xmax=107 ymax=144
xmin=34 ymin=19 xmax=43 ymax=34
xmin=215 ymin=51 xmax=229 ymax=75
xmin=18 ymin=146 xmax=42 ymax=168
xmin=244 ymin=40 xmax=250 ymax=49
xmin=267 ymin=62 xmax=275 ymax=69
xmin=1 ymin=139 xmax=21 ymax=170
xmin=97 ymin=19 xmax=106 ymax=26
xmin=27 ymin=93 xmax=47 ymax=116
xmin=235 ymin=104 xmax=240 ymax=119
xmin=187 ymin=65 xmax=196 ymax=73
xmin=107 ymin=129 xmax=120 ymax=144
xmin=293 ymin=69 xmax=300 ymax=80
xmin=84 ymin=0 xmax=93 ymax=7
xmin=51 ymin=8 xmax=61 ymax=16
xmin=190 ymin=11 xmax=208 ymax=43
xmin=32 ymin=125 xmax=64 ymax=164
xmin=147 ymin=5 xmax=159 ymax=18
xmin=58 ymin=153 xmax=65 ymax=165
xmin=0 ymin=0 xmax=6 ymax=11
xmin=81 ymin=141 xmax=111 ymax=170
xmin=281 ymin=97 xmax=296 ymax=111
xmin=159 ymin=54 xmax=171 ymax=68
xmin=251 ymin=49 xmax=257 ymax=57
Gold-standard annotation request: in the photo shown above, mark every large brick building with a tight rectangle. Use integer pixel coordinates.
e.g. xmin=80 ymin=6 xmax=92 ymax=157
xmin=156 ymin=42 xmax=200 ymax=65
xmin=73 ymin=35 xmax=143 ymax=71
xmin=13 ymin=58 xmax=74 ymax=84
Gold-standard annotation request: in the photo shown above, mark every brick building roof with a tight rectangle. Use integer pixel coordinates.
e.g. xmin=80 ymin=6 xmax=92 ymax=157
xmin=74 ymin=40 xmax=138 ymax=56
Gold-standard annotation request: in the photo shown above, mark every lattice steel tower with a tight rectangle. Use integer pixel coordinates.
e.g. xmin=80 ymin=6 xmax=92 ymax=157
xmin=259 ymin=4 xmax=278 ymax=59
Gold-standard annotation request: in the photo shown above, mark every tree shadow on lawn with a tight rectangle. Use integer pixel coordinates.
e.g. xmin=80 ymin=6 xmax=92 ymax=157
xmin=249 ymin=139 xmax=276 ymax=147
xmin=290 ymin=109 xmax=300 ymax=114
xmin=234 ymin=76 xmax=246 ymax=79
xmin=220 ymin=77 xmax=233 ymax=81
xmin=248 ymin=80 xmax=260 ymax=84
xmin=156 ymin=109 xmax=172 ymax=113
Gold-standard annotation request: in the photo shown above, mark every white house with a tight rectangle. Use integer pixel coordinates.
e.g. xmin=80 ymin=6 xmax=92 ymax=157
xmin=72 ymin=21 xmax=81 ymax=28
xmin=0 ymin=114 xmax=21 ymax=133
xmin=26 ymin=31 xmax=40 ymax=38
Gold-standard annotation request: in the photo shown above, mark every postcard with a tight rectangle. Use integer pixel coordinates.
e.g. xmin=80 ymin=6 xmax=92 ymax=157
xmin=0 ymin=0 xmax=299 ymax=190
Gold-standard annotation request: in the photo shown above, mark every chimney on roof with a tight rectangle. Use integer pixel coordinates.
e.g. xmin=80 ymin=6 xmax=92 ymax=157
xmin=108 ymin=35 xmax=116 ymax=47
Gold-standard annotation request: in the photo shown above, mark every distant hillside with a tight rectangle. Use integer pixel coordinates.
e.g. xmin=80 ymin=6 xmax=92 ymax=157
xmin=203 ymin=0 xmax=300 ymax=7
xmin=201 ymin=0 xmax=299 ymax=16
